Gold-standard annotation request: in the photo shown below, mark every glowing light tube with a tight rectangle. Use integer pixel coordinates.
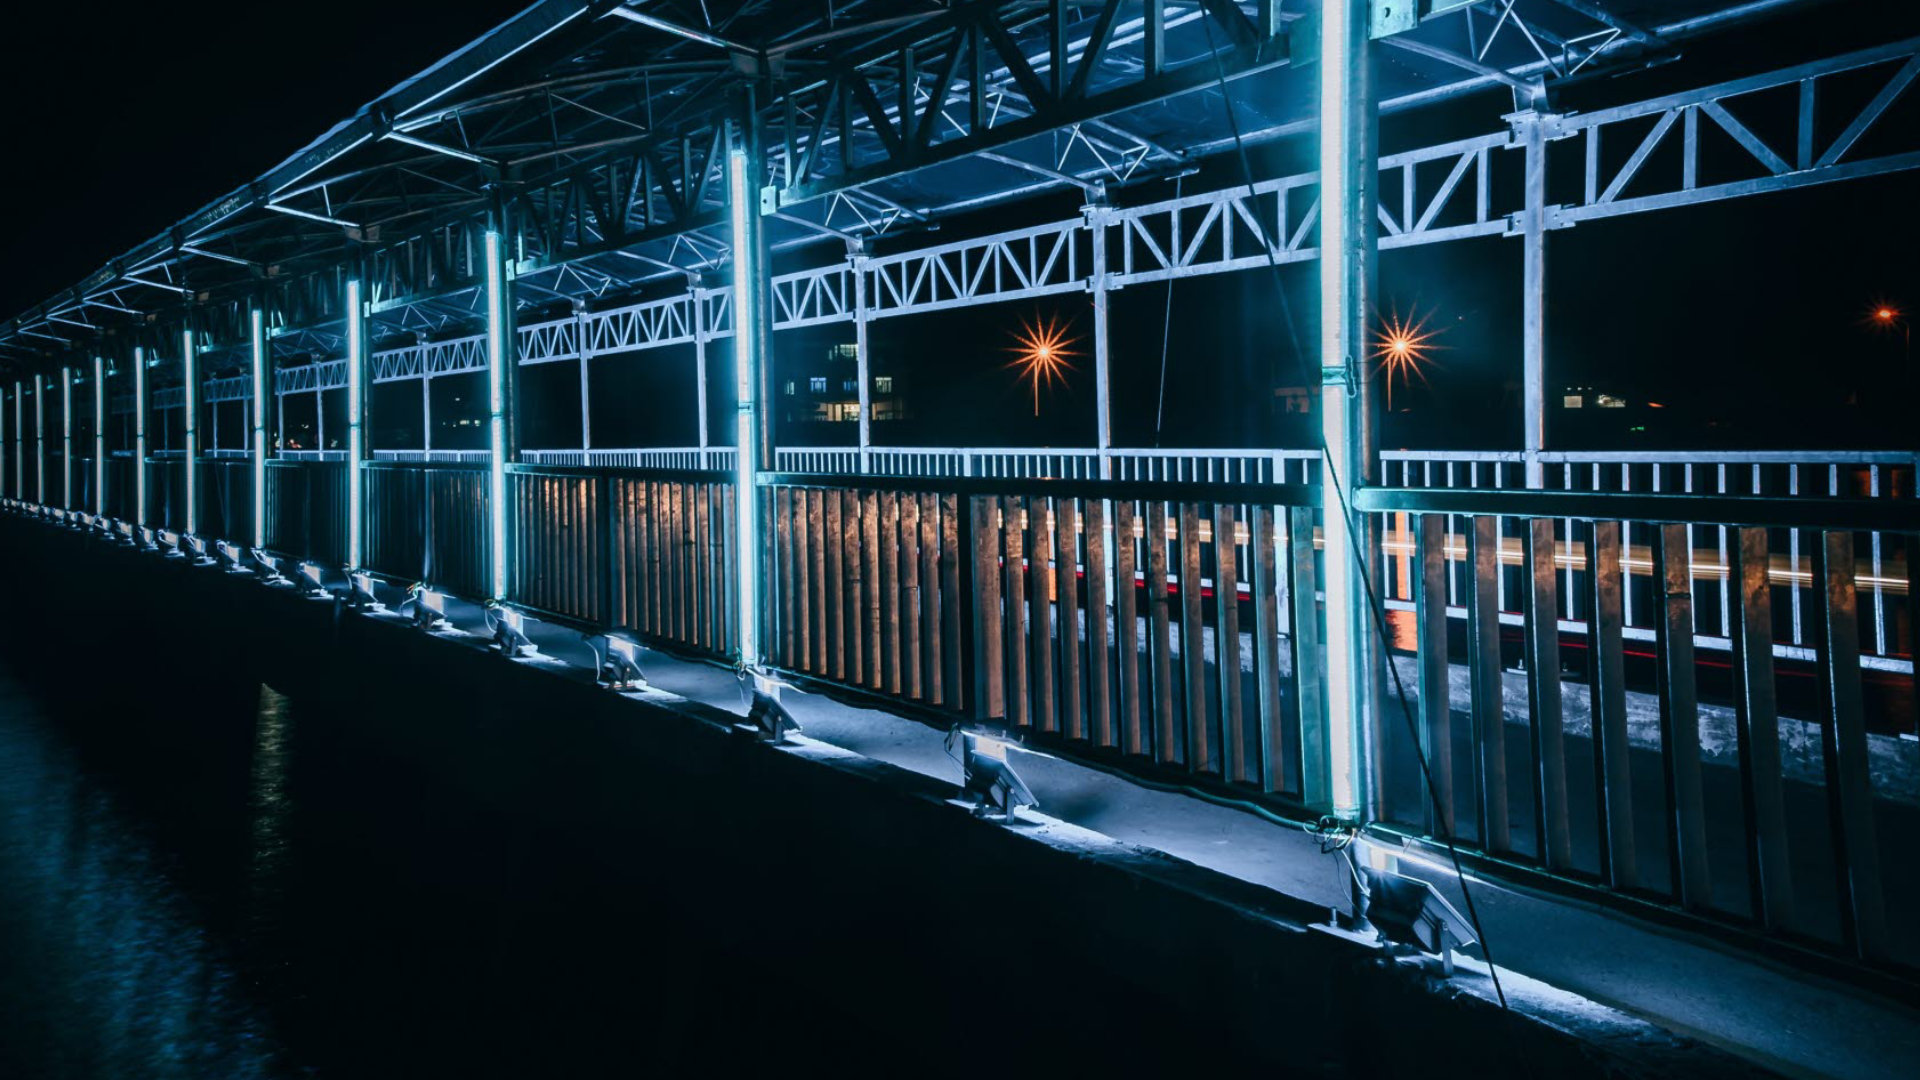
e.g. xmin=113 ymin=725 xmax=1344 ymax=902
xmin=250 ymin=309 xmax=266 ymax=548
xmin=346 ymin=280 xmax=363 ymax=568
xmin=727 ymin=146 xmax=760 ymax=670
xmin=183 ymin=328 xmax=198 ymax=534
xmin=93 ymin=356 xmax=105 ymax=516
xmin=485 ymin=229 xmax=509 ymax=600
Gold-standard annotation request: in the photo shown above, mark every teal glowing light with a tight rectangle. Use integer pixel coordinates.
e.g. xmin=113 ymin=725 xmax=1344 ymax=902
xmin=346 ymin=280 xmax=364 ymax=568
xmin=183 ymin=328 xmax=198 ymax=535
xmin=485 ymin=229 xmax=509 ymax=600
xmin=92 ymin=357 xmax=105 ymax=516
xmin=133 ymin=345 xmax=148 ymax=528
xmin=727 ymin=145 xmax=760 ymax=669
xmin=250 ymin=309 xmax=267 ymax=548
xmin=60 ymin=367 xmax=72 ymax=508
xmin=33 ymin=374 xmax=45 ymax=502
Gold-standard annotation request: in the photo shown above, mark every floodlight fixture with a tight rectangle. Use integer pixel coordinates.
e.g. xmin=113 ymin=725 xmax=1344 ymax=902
xmin=252 ymin=548 xmax=289 ymax=585
xmin=137 ymin=525 xmax=158 ymax=550
xmin=738 ymin=670 xmax=800 ymax=743
xmin=217 ymin=540 xmax=247 ymax=570
xmin=948 ymin=724 xmax=1038 ymax=823
xmin=404 ymin=583 xmax=449 ymax=632
xmin=486 ymin=602 xmax=533 ymax=657
xmin=184 ymin=534 xmax=211 ymax=563
xmin=1360 ymin=865 xmax=1478 ymax=977
xmin=296 ymin=560 xmax=330 ymax=597
xmin=348 ymin=570 xmax=383 ymax=611
xmin=592 ymin=634 xmax=648 ymax=690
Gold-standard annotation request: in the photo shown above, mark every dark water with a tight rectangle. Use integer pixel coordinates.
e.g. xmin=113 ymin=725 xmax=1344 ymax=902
xmin=0 ymin=661 xmax=943 ymax=1078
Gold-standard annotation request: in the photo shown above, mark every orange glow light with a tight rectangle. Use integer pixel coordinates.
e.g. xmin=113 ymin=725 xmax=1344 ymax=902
xmin=1005 ymin=312 xmax=1081 ymax=415
xmin=1371 ymin=308 xmax=1443 ymax=411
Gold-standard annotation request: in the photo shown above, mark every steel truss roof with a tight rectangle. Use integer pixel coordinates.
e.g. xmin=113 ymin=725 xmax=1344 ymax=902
xmin=0 ymin=0 xmax=1871 ymax=381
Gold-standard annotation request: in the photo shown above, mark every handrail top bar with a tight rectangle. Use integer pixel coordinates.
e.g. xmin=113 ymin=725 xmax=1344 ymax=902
xmin=505 ymin=462 xmax=733 ymax=484
xmin=760 ymin=471 xmax=1322 ymax=506
xmin=1357 ymin=486 xmax=1920 ymax=533
xmin=365 ymin=459 xmax=489 ymax=472
xmin=1380 ymin=448 xmax=1919 ymax=465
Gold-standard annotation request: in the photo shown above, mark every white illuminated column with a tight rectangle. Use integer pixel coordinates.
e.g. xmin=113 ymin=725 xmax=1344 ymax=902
xmin=134 ymin=346 xmax=148 ymax=528
xmin=250 ymin=308 xmax=267 ymax=548
xmin=1317 ymin=0 xmax=1377 ymax=822
xmin=485 ymin=229 xmax=510 ymax=600
xmin=346 ymin=280 xmax=364 ymax=568
xmin=93 ymin=356 xmax=106 ymax=516
xmin=183 ymin=328 xmax=198 ymax=534
xmin=33 ymin=374 xmax=45 ymax=502
xmin=61 ymin=367 xmax=72 ymax=508
xmin=12 ymin=381 xmax=22 ymax=498
xmin=727 ymin=145 xmax=763 ymax=670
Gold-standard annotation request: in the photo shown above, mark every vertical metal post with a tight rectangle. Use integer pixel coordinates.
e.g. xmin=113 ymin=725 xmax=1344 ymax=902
xmin=34 ymin=374 xmax=45 ymax=503
xmin=345 ymin=278 xmax=366 ymax=568
xmin=852 ymin=247 xmax=872 ymax=473
xmin=93 ymin=356 xmax=106 ymax=517
xmin=728 ymin=102 xmax=771 ymax=669
xmin=578 ymin=308 xmax=593 ymax=452
xmin=251 ymin=308 xmax=269 ymax=548
xmin=421 ymin=374 xmax=433 ymax=454
xmin=1088 ymin=197 xmax=1113 ymax=480
xmin=61 ymin=367 xmax=72 ymax=508
xmin=183 ymin=328 xmax=198 ymax=535
xmin=484 ymin=220 xmax=516 ymax=600
xmin=693 ymin=285 xmax=710 ymax=460
xmin=134 ymin=347 xmax=148 ymax=527
xmin=1518 ymin=110 xmax=1551 ymax=490
xmin=13 ymin=381 xmax=23 ymax=499
xmin=1 ymin=383 xmax=7 ymax=500
xmin=1316 ymin=0 xmax=1378 ymax=821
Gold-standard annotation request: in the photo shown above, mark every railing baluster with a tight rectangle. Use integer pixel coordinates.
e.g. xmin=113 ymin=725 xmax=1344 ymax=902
xmin=1288 ymin=505 xmax=1325 ymax=808
xmin=1252 ymin=506 xmax=1286 ymax=794
xmin=969 ymin=494 xmax=1004 ymax=720
xmin=1729 ymin=525 xmax=1795 ymax=930
xmin=1116 ymin=499 xmax=1144 ymax=755
xmin=825 ymin=489 xmax=845 ymax=680
xmin=1467 ymin=515 xmax=1509 ymax=853
xmin=1179 ymin=502 xmax=1208 ymax=771
xmin=1525 ymin=517 xmax=1572 ymax=869
xmin=1812 ymin=529 xmax=1889 ymax=960
xmin=1654 ymin=522 xmax=1713 ymax=911
xmin=1416 ymin=513 xmax=1452 ymax=835
xmin=1003 ymin=496 xmax=1030 ymax=729
xmin=1057 ymin=498 xmax=1084 ymax=741
xmin=1147 ymin=500 xmax=1176 ymax=763
xmin=939 ymin=492 xmax=962 ymax=707
xmin=1029 ymin=496 xmax=1056 ymax=733
xmin=880 ymin=490 xmax=901 ymax=694
xmin=1588 ymin=520 xmax=1637 ymax=890
xmin=862 ymin=488 xmax=882 ymax=690
xmin=777 ymin=487 xmax=795 ymax=667
xmin=899 ymin=492 xmax=921 ymax=699
xmin=1085 ymin=498 xmax=1113 ymax=748
xmin=1214 ymin=503 xmax=1246 ymax=782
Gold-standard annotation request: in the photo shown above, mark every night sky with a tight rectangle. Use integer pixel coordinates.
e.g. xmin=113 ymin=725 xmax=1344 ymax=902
xmin=3 ymin=2 xmax=1916 ymax=452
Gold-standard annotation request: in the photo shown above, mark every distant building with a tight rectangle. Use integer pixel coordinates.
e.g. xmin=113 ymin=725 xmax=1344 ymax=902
xmin=781 ymin=343 xmax=908 ymax=424
xmin=1559 ymin=384 xmax=1627 ymax=409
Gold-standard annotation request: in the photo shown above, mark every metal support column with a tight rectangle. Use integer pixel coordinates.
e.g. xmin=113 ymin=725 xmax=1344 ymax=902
xmin=93 ymin=356 xmax=105 ymax=517
xmin=134 ymin=346 xmax=148 ymax=528
xmin=578 ymin=308 xmax=593 ymax=452
xmin=1316 ymin=0 xmax=1379 ymax=821
xmin=12 ymin=381 xmax=22 ymax=499
xmin=1 ymin=384 xmax=7 ymax=500
xmin=693 ymin=285 xmax=710 ymax=462
xmin=1088 ymin=196 xmax=1114 ymax=479
xmin=250 ymin=308 xmax=269 ymax=548
xmin=60 ymin=367 xmax=72 ymax=508
xmin=728 ymin=103 xmax=771 ymax=669
xmin=183 ymin=328 xmax=198 ymax=535
xmin=852 ymin=246 xmax=872 ymax=473
xmin=484 ymin=210 xmax=518 ymax=600
xmin=1518 ymin=110 xmax=1552 ymax=489
xmin=34 ymin=374 xmax=45 ymax=503
xmin=345 ymin=278 xmax=366 ymax=567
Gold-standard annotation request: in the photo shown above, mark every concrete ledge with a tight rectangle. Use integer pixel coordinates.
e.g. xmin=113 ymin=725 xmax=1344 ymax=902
xmin=0 ymin=514 xmax=1769 ymax=1076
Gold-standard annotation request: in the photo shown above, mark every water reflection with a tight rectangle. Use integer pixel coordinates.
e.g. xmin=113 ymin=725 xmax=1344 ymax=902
xmin=0 ymin=676 xmax=293 ymax=1078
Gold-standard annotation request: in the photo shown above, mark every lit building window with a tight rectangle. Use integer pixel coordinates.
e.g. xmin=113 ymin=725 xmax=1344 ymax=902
xmin=1596 ymin=394 xmax=1626 ymax=409
xmin=784 ymin=380 xmax=795 ymax=396
xmin=875 ymin=376 xmax=894 ymax=394
xmin=1563 ymin=394 xmax=1584 ymax=408
xmin=809 ymin=377 xmax=827 ymax=393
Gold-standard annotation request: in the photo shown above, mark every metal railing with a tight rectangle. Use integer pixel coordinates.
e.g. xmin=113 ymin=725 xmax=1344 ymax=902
xmin=521 ymin=447 xmax=735 ymax=471
xmin=365 ymin=462 xmax=490 ymax=599
xmin=772 ymin=446 xmax=1320 ymax=483
xmin=1356 ymin=486 xmax=1918 ymax=965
